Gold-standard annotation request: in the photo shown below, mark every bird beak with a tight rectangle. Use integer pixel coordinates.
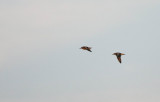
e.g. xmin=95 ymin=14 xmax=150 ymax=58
xmin=112 ymin=53 xmax=115 ymax=55
xmin=121 ymin=53 xmax=125 ymax=55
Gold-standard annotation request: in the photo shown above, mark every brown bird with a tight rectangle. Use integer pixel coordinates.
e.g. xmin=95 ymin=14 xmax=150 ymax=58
xmin=112 ymin=52 xmax=125 ymax=63
xmin=80 ymin=46 xmax=92 ymax=52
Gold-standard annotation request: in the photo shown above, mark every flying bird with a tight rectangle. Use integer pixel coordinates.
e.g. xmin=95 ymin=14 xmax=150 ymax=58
xmin=80 ymin=46 xmax=92 ymax=52
xmin=112 ymin=52 xmax=125 ymax=63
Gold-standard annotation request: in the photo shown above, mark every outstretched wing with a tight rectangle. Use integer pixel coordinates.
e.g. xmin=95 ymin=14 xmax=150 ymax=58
xmin=87 ymin=47 xmax=92 ymax=52
xmin=117 ymin=56 xmax=121 ymax=63
xmin=87 ymin=49 xmax=92 ymax=52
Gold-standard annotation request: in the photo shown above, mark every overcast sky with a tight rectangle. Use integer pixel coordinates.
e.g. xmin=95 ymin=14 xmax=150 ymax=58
xmin=1 ymin=0 xmax=160 ymax=102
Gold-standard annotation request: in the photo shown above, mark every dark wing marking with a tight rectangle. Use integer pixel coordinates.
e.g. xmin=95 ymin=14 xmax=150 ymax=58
xmin=117 ymin=56 xmax=121 ymax=63
xmin=87 ymin=49 xmax=92 ymax=52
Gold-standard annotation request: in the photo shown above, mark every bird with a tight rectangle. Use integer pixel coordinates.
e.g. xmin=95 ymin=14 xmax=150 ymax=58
xmin=112 ymin=52 xmax=125 ymax=63
xmin=80 ymin=46 xmax=92 ymax=52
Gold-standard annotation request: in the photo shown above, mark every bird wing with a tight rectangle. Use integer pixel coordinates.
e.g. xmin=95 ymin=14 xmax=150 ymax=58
xmin=117 ymin=56 xmax=121 ymax=63
xmin=87 ymin=49 xmax=92 ymax=52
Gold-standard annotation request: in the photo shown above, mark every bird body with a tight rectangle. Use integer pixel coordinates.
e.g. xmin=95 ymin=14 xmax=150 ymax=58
xmin=112 ymin=52 xmax=125 ymax=63
xmin=80 ymin=46 xmax=92 ymax=52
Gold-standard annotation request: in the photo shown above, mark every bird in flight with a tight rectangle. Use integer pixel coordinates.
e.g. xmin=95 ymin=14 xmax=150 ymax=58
xmin=112 ymin=52 xmax=125 ymax=63
xmin=80 ymin=46 xmax=92 ymax=52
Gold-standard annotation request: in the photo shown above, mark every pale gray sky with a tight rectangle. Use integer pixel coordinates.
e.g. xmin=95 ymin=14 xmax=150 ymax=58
xmin=0 ymin=0 xmax=160 ymax=102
